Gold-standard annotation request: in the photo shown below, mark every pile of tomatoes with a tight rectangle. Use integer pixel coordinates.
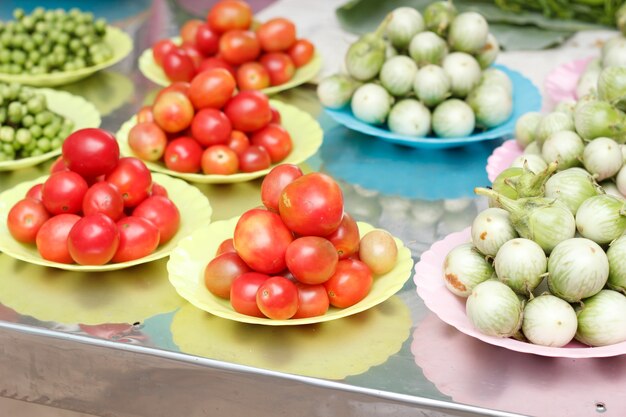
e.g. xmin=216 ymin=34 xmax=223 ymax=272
xmin=130 ymin=68 xmax=293 ymax=175
xmin=6 ymin=128 xmax=181 ymax=266
xmin=204 ymin=164 xmax=399 ymax=320
xmin=152 ymin=0 xmax=315 ymax=89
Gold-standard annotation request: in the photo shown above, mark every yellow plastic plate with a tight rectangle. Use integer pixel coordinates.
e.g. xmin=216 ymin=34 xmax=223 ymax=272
xmin=0 ymin=27 xmax=133 ymax=87
xmin=138 ymin=37 xmax=321 ymax=94
xmin=116 ymin=100 xmax=323 ymax=183
xmin=0 ymin=172 xmax=212 ymax=271
xmin=167 ymin=217 xmax=414 ymax=326
xmin=0 ymin=88 xmax=101 ymax=172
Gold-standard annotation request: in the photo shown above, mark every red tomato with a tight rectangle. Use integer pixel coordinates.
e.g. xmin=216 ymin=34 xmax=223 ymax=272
xmin=326 ymin=213 xmax=360 ymax=259
xmin=270 ymin=106 xmax=281 ymax=124
xmin=128 ymin=122 xmax=167 ymax=162
xmin=35 ymin=214 xmax=80 ymax=263
xmin=136 ymin=105 xmax=154 ymax=123
xmin=151 ymin=182 xmax=168 ymax=198
xmin=250 ymin=123 xmax=292 ymax=163
xmin=201 ymin=145 xmax=239 ymax=175
xmin=204 ymin=252 xmax=251 ymax=299
xmin=152 ymin=91 xmax=195 ymax=133
xmin=260 ymin=164 xmax=303 ymax=211
xmin=238 ymin=145 xmax=271 ymax=172
xmin=324 ymin=259 xmax=372 ymax=308
xmin=279 ymin=172 xmax=344 ymax=237
xmin=26 ymin=183 xmax=43 ymax=201
xmin=152 ymin=39 xmax=177 ymax=66
xmin=198 ymin=57 xmax=236 ymax=78
xmin=256 ymin=18 xmax=296 ymax=52
xmin=42 ymin=171 xmax=88 ymax=215
xmin=293 ymin=283 xmax=329 ymax=319
xmin=195 ymin=23 xmax=220 ymax=56
xmin=233 ymin=208 xmax=293 ymax=274
xmin=256 ymin=276 xmax=299 ymax=320
xmin=219 ymin=30 xmax=260 ymax=65
xmin=112 ymin=216 xmax=160 ymax=263
xmin=259 ymin=53 xmax=296 ymax=86
xmin=62 ymin=128 xmax=119 ymax=178
xmin=68 ymin=213 xmax=120 ymax=265
xmin=155 ymin=82 xmax=190 ymax=102
xmin=224 ymin=90 xmax=272 ymax=132
xmin=216 ymin=238 xmax=236 ymax=256
xmin=179 ymin=43 xmax=203 ymax=68
xmin=285 ymin=236 xmax=338 ymax=285
xmin=164 ymin=137 xmax=203 ymax=173
xmin=288 ymin=39 xmax=315 ymax=67
xmin=7 ymin=198 xmax=50 ymax=243
xmin=208 ymin=0 xmax=252 ymax=33
xmin=82 ymin=182 xmax=124 ymax=221
xmin=50 ymin=155 xmax=67 ymax=174
xmin=191 ymin=108 xmax=232 ymax=147
xmin=227 ymin=130 xmax=250 ymax=155
xmin=188 ymin=68 xmax=236 ymax=110
xmin=236 ymin=62 xmax=270 ymax=90
xmin=133 ymin=196 xmax=180 ymax=244
xmin=180 ymin=19 xmax=203 ymax=45
xmin=230 ymin=272 xmax=270 ymax=317
xmin=104 ymin=157 xmax=153 ymax=208
xmin=162 ymin=49 xmax=196 ymax=82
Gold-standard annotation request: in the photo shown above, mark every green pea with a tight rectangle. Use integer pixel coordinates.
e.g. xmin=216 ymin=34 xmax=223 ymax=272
xmin=76 ymin=47 xmax=87 ymax=58
xmin=43 ymin=124 xmax=60 ymax=139
xmin=74 ymin=24 xmax=87 ymax=37
xmin=0 ymin=34 xmax=11 ymax=47
xmin=0 ymin=126 xmax=15 ymax=142
xmin=22 ymin=16 xmax=35 ymax=31
xmin=57 ymin=32 xmax=70 ymax=46
xmin=13 ymin=9 xmax=25 ymax=20
xmin=12 ymin=140 xmax=21 ymax=151
xmin=11 ymin=50 xmax=26 ymax=65
xmin=35 ymin=21 xmax=47 ymax=33
xmin=39 ymin=43 xmax=51 ymax=54
xmin=44 ymin=11 xmax=55 ymax=22
xmin=37 ymin=137 xmax=51 ymax=152
xmin=32 ymin=33 xmax=44 ymax=46
xmin=3 ymin=144 xmax=16 ymax=156
xmin=69 ymin=38 xmax=81 ymax=52
xmin=30 ymin=148 xmax=43 ymax=157
xmin=51 ymin=137 xmax=63 ymax=149
xmin=54 ymin=9 xmax=66 ymax=19
xmin=63 ymin=62 xmax=76 ymax=72
xmin=35 ymin=111 xmax=52 ymax=126
xmin=0 ymin=49 xmax=10 ymax=64
xmin=24 ymin=140 xmax=36 ymax=152
xmin=82 ymin=35 xmax=94 ymax=47
xmin=32 ymin=7 xmax=45 ymax=19
xmin=21 ymin=114 xmax=34 ymax=128
xmin=0 ymin=108 xmax=6 ymax=124
xmin=15 ymin=128 xmax=32 ymax=145
xmin=28 ymin=50 xmax=41 ymax=63
xmin=82 ymin=12 xmax=95 ymax=23
xmin=19 ymin=88 xmax=34 ymax=103
xmin=27 ymin=96 xmax=46 ymax=114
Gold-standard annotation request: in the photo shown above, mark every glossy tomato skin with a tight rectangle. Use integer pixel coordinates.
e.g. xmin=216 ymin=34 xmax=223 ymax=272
xmin=191 ymin=108 xmax=232 ymax=147
xmin=128 ymin=122 xmax=167 ymax=162
xmin=112 ymin=216 xmax=160 ymax=263
xmin=50 ymin=156 xmax=67 ymax=174
xmin=326 ymin=213 xmax=360 ymax=259
xmin=233 ymin=208 xmax=294 ymax=274
xmin=180 ymin=19 xmax=203 ymax=45
xmin=256 ymin=276 xmax=299 ymax=320
xmin=238 ymin=145 xmax=271 ymax=172
xmin=250 ymin=123 xmax=292 ymax=163
xmin=155 ymin=82 xmax=191 ymax=102
xmin=236 ymin=62 xmax=270 ymax=90
xmin=62 ymin=128 xmax=119 ymax=179
xmin=230 ymin=272 xmax=270 ymax=317
xmin=35 ymin=214 xmax=80 ymax=263
xmin=42 ymin=171 xmax=88 ymax=215
xmin=256 ymin=18 xmax=297 ymax=52
xmin=260 ymin=53 xmax=296 ymax=86
xmin=195 ymin=23 xmax=220 ymax=56
xmin=7 ymin=198 xmax=50 ymax=243
xmin=153 ymin=39 xmax=177 ymax=66
xmin=219 ymin=30 xmax=260 ymax=65
xmin=198 ymin=57 xmax=236 ymax=78
xmin=288 ymin=39 xmax=315 ymax=67
xmin=133 ymin=196 xmax=180 ymax=244
xmin=82 ymin=182 xmax=124 ymax=221
xmin=227 ymin=130 xmax=250 ymax=155
xmin=208 ymin=0 xmax=252 ymax=33
xmin=201 ymin=145 xmax=239 ymax=175
xmin=164 ymin=137 xmax=203 ymax=173
xmin=216 ymin=238 xmax=236 ymax=256
xmin=26 ymin=183 xmax=43 ymax=201
xmin=270 ymin=107 xmax=281 ymax=124
xmin=152 ymin=91 xmax=195 ymax=134
xmin=204 ymin=252 xmax=252 ymax=299
xmin=279 ymin=172 xmax=344 ymax=237
xmin=324 ymin=259 xmax=372 ymax=308
xmin=261 ymin=164 xmax=303 ymax=211
xmin=293 ymin=283 xmax=329 ymax=318
xmin=189 ymin=68 xmax=236 ymax=110
xmin=163 ymin=49 xmax=196 ymax=82
xmin=150 ymin=182 xmax=168 ymax=198
xmin=67 ymin=213 xmax=120 ymax=265
xmin=224 ymin=91 xmax=272 ymax=132
xmin=104 ymin=157 xmax=153 ymax=208
xmin=136 ymin=105 xmax=155 ymax=123
xmin=285 ymin=236 xmax=338 ymax=285
xmin=179 ymin=43 xmax=203 ymax=69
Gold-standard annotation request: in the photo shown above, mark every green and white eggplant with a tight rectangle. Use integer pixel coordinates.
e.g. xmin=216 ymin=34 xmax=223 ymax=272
xmin=618 ymin=3 xmax=626 ymax=36
xmin=554 ymin=99 xmax=577 ymax=117
xmin=345 ymin=21 xmax=388 ymax=81
xmin=432 ymin=98 xmax=475 ymax=137
xmin=466 ymin=84 xmax=512 ymax=129
xmin=476 ymin=33 xmax=500 ymax=69
xmin=466 ymin=280 xmax=524 ymax=338
xmin=442 ymin=243 xmax=494 ymax=297
xmin=602 ymin=36 xmax=626 ymax=68
xmin=600 ymin=180 xmax=625 ymax=200
xmin=515 ymin=112 xmax=542 ymax=149
xmin=575 ymin=194 xmax=626 ymax=245
xmin=607 ymin=235 xmax=626 ymax=293
xmin=316 ymin=75 xmax=361 ymax=109
xmin=510 ymin=155 xmax=548 ymax=174
xmin=379 ymin=55 xmax=417 ymax=96
xmin=535 ymin=111 xmax=575 ymax=148
xmin=385 ymin=7 xmax=424 ymax=50
xmin=524 ymin=141 xmax=541 ymax=156
xmin=522 ymin=295 xmax=578 ymax=347
xmin=387 ymin=99 xmax=431 ymax=136
xmin=470 ymin=207 xmax=518 ymax=257
xmin=494 ymin=238 xmax=547 ymax=296
xmin=544 ymin=168 xmax=602 ymax=215
xmin=575 ymin=58 xmax=601 ymax=99
xmin=574 ymin=101 xmax=626 ymax=142
xmin=479 ymin=67 xmax=513 ymax=96
xmin=616 ymin=165 xmax=626 ymax=196
xmin=413 ymin=64 xmax=451 ymax=107
xmin=423 ymin=1 xmax=457 ymax=37
xmin=598 ymin=66 xmax=626 ymax=112
xmin=547 ymin=238 xmax=608 ymax=303
xmin=448 ymin=12 xmax=488 ymax=54
xmin=408 ymin=31 xmax=448 ymax=66
xmin=442 ymin=52 xmax=481 ymax=98
xmin=351 ymin=83 xmax=393 ymax=125
xmin=541 ymin=130 xmax=584 ymax=170
xmin=582 ymin=137 xmax=623 ymax=181
xmin=575 ymin=290 xmax=626 ymax=347
xmin=492 ymin=167 xmax=524 ymax=200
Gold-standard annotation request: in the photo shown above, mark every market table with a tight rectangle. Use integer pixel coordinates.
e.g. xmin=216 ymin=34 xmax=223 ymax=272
xmin=0 ymin=1 xmax=622 ymax=417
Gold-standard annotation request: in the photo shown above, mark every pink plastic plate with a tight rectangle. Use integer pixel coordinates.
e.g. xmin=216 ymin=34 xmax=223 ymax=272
xmin=414 ymin=227 xmax=626 ymax=358
xmin=485 ymin=139 xmax=523 ymax=182
xmin=544 ymin=56 xmax=594 ymax=104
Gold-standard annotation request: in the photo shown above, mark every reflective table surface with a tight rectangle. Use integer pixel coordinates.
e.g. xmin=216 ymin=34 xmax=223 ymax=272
xmin=0 ymin=2 xmax=623 ymax=417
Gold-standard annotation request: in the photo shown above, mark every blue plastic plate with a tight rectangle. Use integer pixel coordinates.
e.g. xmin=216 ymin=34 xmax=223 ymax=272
xmin=323 ymin=64 xmax=541 ymax=149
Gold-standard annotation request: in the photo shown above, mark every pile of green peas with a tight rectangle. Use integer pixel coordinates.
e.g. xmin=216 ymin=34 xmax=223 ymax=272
xmin=0 ymin=82 xmax=74 ymax=161
xmin=0 ymin=7 xmax=113 ymax=75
